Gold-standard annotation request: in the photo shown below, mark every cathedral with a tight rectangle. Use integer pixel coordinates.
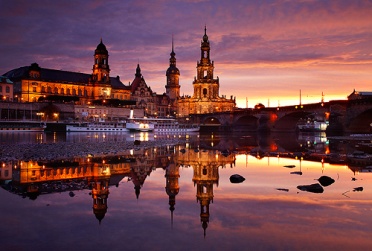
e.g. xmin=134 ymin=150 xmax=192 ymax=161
xmin=177 ymin=27 xmax=236 ymax=117
xmin=3 ymin=27 xmax=236 ymax=120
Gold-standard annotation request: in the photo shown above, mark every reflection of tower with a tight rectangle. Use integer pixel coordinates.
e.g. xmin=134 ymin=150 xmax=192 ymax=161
xmin=164 ymin=159 xmax=180 ymax=227
xmin=91 ymin=177 xmax=110 ymax=224
xmin=192 ymin=163 xmax=219 ymax=238
xmin=129 ymin=162 xmax=153 ymax=199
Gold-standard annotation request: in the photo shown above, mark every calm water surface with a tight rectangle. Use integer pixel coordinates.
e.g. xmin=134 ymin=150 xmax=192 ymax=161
xmin=1 ymin=132 xmax=372 ymax=251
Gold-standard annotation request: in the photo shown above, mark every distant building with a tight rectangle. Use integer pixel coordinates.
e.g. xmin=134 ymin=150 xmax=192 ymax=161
xmin=348 ymin=89 xmax=372 ymax=100
xmin=130 ymin=64 xmax=157 ymax=116
xmin=177 ymin=27 xmax=236 ymax=117
xmin=0 ymin=76 xmax=13 ymax=101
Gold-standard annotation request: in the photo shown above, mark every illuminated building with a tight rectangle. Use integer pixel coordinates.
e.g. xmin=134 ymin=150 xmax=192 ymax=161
xmin=0 ymin=76 xmax=14 ymax=101
xmin=3 ymin=40 xmax=131 ymax=105
xmin=177 ymin=27 xmax=236 ymax=117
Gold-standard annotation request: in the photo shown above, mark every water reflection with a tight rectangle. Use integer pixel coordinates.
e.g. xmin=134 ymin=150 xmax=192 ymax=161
xmin=1 ymin=131 xmax=372 ymax=250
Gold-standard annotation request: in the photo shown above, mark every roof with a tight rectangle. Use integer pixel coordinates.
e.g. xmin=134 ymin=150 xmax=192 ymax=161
xmin=348 ymin=90 xmax=372 ymax=99
xmin=0 ymin=75 xmax=13 ymax=84
xmin=3 ymin=64 xmax=129 ymax=90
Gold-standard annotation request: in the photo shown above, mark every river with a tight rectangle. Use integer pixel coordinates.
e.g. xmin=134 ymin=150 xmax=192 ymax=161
xmin=0 ymin=131 xmax=371 ymax=251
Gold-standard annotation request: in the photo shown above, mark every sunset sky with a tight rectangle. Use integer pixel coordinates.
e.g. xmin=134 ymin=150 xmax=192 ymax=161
xmin=1 ymin=0 xmax=372 ymax=108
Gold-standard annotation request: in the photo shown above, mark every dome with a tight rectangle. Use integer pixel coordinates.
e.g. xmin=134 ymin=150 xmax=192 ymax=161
xmin=166 ymin=65 xmax=180 ymax=75
xmin=95 ymin=39 xmax=108 ymax=54
xmin=203 ymin=26 xmax=209 ymax=42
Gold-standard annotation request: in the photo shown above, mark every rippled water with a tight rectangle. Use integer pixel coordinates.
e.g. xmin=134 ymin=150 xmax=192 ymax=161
xmin=1 ymin=132 xmax=372 ymax=251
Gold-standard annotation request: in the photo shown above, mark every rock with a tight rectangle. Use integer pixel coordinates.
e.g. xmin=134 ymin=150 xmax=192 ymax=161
xmin=297 ymin=183 xmax=324 ymax=193
xmin=317 ymin=176 xmax=335 ymax=187
xmin=230 ymin=174 xmax=245 ymax=183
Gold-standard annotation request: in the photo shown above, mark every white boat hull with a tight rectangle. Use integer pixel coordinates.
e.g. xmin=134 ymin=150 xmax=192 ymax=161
xmin=66 ymin=123 xmax=128 ymax=132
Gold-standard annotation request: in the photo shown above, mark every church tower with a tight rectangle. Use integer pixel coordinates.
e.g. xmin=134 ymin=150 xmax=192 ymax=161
xmin=92 ymin=39 xmax=110 ymax=83
xmin=177 ymin=27 xmax=235 ymax=117
xmin=193 ymin=26 xmax=219 ymax=100
xmin=165 ymin=38 xmax=181 ymax=101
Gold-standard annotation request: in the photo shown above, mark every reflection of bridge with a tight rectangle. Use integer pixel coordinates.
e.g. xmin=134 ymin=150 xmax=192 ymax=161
xmin=191 ymin=99 xmax=372 ymax=133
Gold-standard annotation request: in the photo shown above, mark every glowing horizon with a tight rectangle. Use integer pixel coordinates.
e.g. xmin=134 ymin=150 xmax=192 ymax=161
xmin=1 ymin=0 xmax=371 ymax=108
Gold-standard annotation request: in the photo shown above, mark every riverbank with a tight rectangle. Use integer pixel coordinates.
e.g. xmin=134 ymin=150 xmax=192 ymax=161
xmin=0 ymin=138 xmax=187 ymax=162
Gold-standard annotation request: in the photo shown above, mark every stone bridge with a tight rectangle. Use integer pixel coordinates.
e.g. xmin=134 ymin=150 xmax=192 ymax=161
xmin=190 ymin=99 xmax=372 ymax=133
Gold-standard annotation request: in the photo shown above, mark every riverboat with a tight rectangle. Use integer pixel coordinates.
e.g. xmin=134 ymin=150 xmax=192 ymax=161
xmin=0 ymin=120 xmax=46 ymax=132
xmin=153 ymin=118 xmax=200 ymax=133
xmin=66 ymin=121 xmax=128 ymax=132
xmin=126 ymin=117 xmax=199 ymax=133
xmin=297 ymin=120 xmax=328 ymax=132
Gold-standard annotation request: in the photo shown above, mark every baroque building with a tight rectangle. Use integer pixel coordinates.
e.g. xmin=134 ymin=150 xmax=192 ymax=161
xmin=177 ymin=27 xmax=236 ymax=117
xmin=165 ymin=39 xmax=181 ymax=117
xmin=3 ymin=40 xmax=132 ymax=105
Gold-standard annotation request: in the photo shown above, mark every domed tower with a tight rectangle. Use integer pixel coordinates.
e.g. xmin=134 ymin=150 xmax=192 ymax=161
xmin=165 ymin=38 xmax=181 ymax=101
xmin=92 ymin=39 xmax=110 ymax=83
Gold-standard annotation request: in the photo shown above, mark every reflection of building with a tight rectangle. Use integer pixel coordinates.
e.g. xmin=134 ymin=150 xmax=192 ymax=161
xmin=91 ymin=177 xmax=110 ymax=224
xmin=192 ymin=155 xmax=219 ymax=237
xmin=129 ymin=153 xmax=155 ymax=199
xmin=164 ymin=158 xmax=180 ymax=225
xmin=176 ymin=146 xmax=235 ymax=237
xmin=177 ymin=27 xmax=236 ymax=117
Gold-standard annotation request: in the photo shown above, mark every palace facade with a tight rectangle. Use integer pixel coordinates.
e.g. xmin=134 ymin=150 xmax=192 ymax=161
xmin=3 ymin=40 xmax=132 ymax=105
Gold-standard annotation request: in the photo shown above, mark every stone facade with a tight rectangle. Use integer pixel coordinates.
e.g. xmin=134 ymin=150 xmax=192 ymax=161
xmin=177 ymin=27 xmax=236 ymax=117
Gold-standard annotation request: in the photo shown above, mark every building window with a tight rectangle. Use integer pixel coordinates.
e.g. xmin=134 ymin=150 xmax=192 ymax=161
xmin=67 ymin=89 xmax=71 ymax=95
xmin=54 ymin=87 xmax=58 ymax=94
xmin=0 ymin=86 xmax=2 ymax=92
xmin=72 ymin=89 xmax=76 ymax=95
xmin=203 ymin=88 xmax=208 ymax=97
xmin=6 ymin=86 xmax=10 ymax=93
xmin=41 ymin=86 xmax=46 ymax=93
xmin=32 ymin=87 xmax=36 ymax=92
xmin=61 ymin=88 xmax=64 ymax=95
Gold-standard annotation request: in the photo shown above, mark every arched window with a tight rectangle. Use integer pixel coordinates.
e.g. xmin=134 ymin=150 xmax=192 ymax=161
xmin=72 ymin=89 xmax=77 ymax=95
xmin=47 ymin=86 xmax=52 ymax=93
xmin=60 ymin=88 xmax=64 ymax=95
xmin=203 ymin=88 xmax=208 ymax=97
xmin=66 ymin=88 xmax=71 ymax=95
xmin=54 ymin=87 xmax=58 ymax=94
xmin=41 ymin=86 xmax=46 ymax=93
xmin=78 ymin=89 xmax=82 ymax=96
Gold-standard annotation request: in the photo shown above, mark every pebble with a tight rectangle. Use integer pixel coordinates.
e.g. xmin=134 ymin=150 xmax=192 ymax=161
xmin=0 ymin=138 xmax=187 ymax=161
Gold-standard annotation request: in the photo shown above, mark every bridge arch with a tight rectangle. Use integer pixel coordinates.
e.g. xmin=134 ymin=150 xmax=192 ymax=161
xmin=347 ymin=108 xmax=372 ymax=133
xmin=273 ymin=111 xmax=313 ymax=131
xmin=233 ymin=115 xmax=259 ymax=131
